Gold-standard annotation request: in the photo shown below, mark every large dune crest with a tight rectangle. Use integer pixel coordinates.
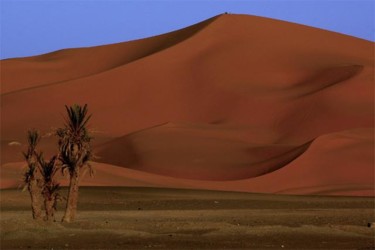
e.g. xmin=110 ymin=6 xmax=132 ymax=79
xmin=1 ymin=14 xmax=373 ymax=196
xmin=0 ymin=16 xmax=218 ymax=95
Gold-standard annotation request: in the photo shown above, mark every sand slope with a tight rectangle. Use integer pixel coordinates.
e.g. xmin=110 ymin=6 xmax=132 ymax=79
xmin=1 ymin=14 xmax=374 ymax=196
xmin=95 ymin=122 xmax=312 ymax=180
xmin=2 ymin=128 xmax=373 ymax=196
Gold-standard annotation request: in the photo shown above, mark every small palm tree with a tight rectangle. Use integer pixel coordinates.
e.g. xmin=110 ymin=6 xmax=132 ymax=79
xmin=23 ymin=129 xmax=43 ymax=220
xmin=36 ymin=153 xmax=60 ymax=221
xmin=57 ymin=104 xmax=93 ymax=222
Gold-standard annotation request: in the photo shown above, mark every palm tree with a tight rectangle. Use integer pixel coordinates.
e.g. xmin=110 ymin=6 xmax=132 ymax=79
xmin=23 ymin=129 xmax=43 ymax=220
xmin=57 ymin=104 xmax=93 ymax=222
xmin=36 ymin=153 xmax=60 ymax=221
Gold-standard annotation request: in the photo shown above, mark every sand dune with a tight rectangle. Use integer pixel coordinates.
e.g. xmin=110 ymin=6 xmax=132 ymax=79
xmin=0 ymin=17 xmax=216 ymax=95
xmin=1 ymin=14 xmax=373 ymax=196
xmin=95 ymin=122 xmax=312 ymax=180
xmin=2 ymin=128 xmax=372 ymax=196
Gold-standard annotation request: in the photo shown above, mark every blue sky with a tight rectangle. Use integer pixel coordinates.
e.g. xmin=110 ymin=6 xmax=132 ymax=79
xmin=0 ymin=0 xmax=374 ymax=59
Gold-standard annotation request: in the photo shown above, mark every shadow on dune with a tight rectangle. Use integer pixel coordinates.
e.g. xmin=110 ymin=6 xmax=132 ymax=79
xmin=95 ymin=123 xmax=313 ymax=181
xmin=95 ymin=136 xmax=142 ymax=169
xmin=285 ymin=65 xmax=364 ymax=99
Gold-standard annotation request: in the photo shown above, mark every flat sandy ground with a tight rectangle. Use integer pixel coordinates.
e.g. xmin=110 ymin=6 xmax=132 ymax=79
xmin=1 ymin=187 xmax=374 ymax=249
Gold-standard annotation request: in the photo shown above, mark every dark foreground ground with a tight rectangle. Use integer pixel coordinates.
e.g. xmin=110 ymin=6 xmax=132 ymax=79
xmin=0 ymin=187 xmax=374 ymax=249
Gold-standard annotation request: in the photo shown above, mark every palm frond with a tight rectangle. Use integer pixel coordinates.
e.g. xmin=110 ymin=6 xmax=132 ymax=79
xmin=23 ymin=129 xmax=41 ymax=161
xmin=27 ymin=129 xmax=40 ymax=149
xmin=83 ymin=163 xmax=95 ymax=177
xmin=64 ymin=104 xmax=91 ymax=134
xmin=23 ymin=163 xmax=37 ymax=184
xmin=23 ymin=129 xmax=41 ymax=184
xmin=37 ymin=154 xmax=59 ymax=183
xmin=56 ymin=104 xmax=92 ymax=174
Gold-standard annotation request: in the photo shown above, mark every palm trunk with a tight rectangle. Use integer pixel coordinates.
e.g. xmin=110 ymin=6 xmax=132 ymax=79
xmin=62 ymin=169 xmax=80 ymax=222
xmin=44 ymin=196 xmax=56 ymax=221
xmin=28 ymin=178 xmax=43 ymax=220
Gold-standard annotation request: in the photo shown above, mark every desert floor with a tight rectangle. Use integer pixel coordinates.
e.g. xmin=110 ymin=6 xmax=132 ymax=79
xmin=1 ymin=187 xmax=374 ymax=249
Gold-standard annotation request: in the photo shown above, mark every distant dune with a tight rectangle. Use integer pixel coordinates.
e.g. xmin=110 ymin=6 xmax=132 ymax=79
xmin=1 ymin=14 xmax=373 ymax=196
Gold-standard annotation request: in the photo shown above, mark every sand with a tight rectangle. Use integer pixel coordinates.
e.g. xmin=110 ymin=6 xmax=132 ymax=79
xmin=1 ymin=187 xmax=375 ymax=249
xmin=2 ymin=13 xmax=375 ymax=250
xmin=1 ymin=13 xmax=375 ymax=248
xmin=1 ymin=14 xmax=373 ymax=197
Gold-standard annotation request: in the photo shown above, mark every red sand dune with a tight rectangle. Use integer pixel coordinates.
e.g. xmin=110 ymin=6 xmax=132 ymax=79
xmin=1 ymin=14 xmax=374 ymax=196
